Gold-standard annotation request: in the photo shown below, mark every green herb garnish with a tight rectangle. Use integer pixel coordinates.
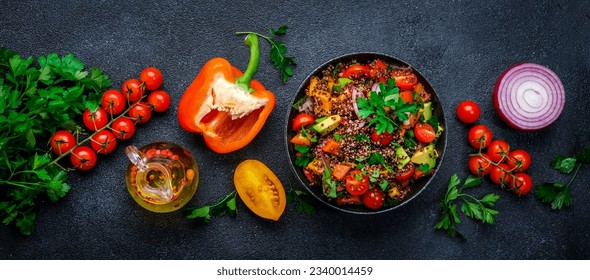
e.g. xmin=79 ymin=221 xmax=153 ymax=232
xmin=287 ymin=188 xmax=317 ymax=215
xmin=185 ymin=191 xmax=238 ymax=223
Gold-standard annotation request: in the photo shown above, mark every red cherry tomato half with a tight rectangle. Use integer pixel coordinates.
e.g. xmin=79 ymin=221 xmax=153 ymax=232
xmin=70 ymin=146 xmax=97 ymax=171
xmin=369 ymin=59 xmax=387 ymax=79
xmin=487 ymin=139 xmax=511 ymax=163
xmin=101 ymin=89 xmax=126 ymax=115
xmin=414 ymin=123 xmax=436 ymax=143
xmin=342 ymin=65 xmax=370 ymax=78
xmin=90 ymin=130 xmax=117 ymax=155
xmin=456 ymin=100 xmax=481 ymax=124
xmin=147 ymin=90 xmax=171 ymax=113
xmin=139 ymin=67 xmax=163 ymax=91
xmin=489 ymin=163 xmax=512 ymax=186
xmin=111 ymin=117 xmax=136 ymax=140
xmin=292 ymin=113 xmax=315 ymax=131
xmin=50 ymin=130 xmax=76 ymax=155
xmin=121 ymin=78 xmax=145 ymax=102
xmin=128 ymin=102 xmax=152 ymax=124
xmin=371 ymin=129 xmax=394 ymax=146
xmin=507 ymin=150 xmax=531 ymax=173
xmin=362 ymin=188 xmax=385 ymax=210
xmin=345 ymin=170 xmax=369 ymax=196
xmin=395 ymin=163 xmax=415 ymax=181
xmin=394 ymin=74 xmax=418 ymax=91
xmin=468 ymin=124 xmax=493 ymax=149
xmin=468 ymin=154 xmax=492 ymax=176
xmin=82 ymin=108 xmax=109 ymax=131
xmin=511 ymin=173 xmax=533 ymax=196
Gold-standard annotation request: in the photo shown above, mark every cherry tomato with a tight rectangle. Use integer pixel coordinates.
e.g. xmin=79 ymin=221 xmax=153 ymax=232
xmin=511 ymin=173 xmax=533 ymax=196
xmin=369 ymin=59 xmax=387 ymax=79
xmin=292 ymin=113 xmax=315 ymax=131
xmin=82 ymin=108 xmax=109 ymax=131
xmin=507 ymin=150 xmax=531 ymax=172
xmin=400 ymin=91 xmax=414 ymax=104
xmin=489 ymin=163 xmax=512 ymax=186
xmin=468 ymin=124 xmax=493 ymax=149
xmin=147 ymin=90 xmax=171 ymax=113
xmin=362 ymin=188 xmax=385 ymax=210
xmin=342 ymin=65 xmax=370 ymax=78
xmin=101 ymin=89 xmax=126 ymax=115
xmin=371 ymin=129 xmax=394 ymax=146
xmin=456 ymin=100 xmax=481 ymax=124
xmin=395 ymin=163 xmax=415 ymax=181
xmin=139 ymin=67 xmax=163 ymax=91
xmin=90 ymin=130 xmax=117 ymax=155
xmin=487 ymin=140 xmax=511 ymax=163
xmin=234 ymin=159 xmax=286 ymax=221
xmin=121 ymin=78 xmax=145 ymax=102
xmin=345 ymin=170 xmax=369 ymax=196
xmin=414 ymin=123 xmax=436 ymax=143
xmin=394 ymin=74 xmax=418 ymax=91
xmin=128 ymin=102 xmax=152 ymax=124
xmin=111 ymin=117 xmax=136 ymax=140
xmin=70 ymin=146 xmax=97 ymax=171
xmin=468 ymin=154 xmax=492 ymax=176
xmin=50 ymin=130 xmax=76 ymax=155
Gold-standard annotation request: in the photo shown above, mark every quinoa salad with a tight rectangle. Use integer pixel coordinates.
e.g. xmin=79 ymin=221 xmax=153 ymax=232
xmin=289 ymin=58 xmax=443 ymax=210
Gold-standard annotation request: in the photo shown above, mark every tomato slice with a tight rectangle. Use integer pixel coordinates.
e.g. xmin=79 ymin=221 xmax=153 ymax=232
xmin=345 ymin=170 xmax=369 ymax=196
xmin=371 ymin=129 xmax=393 ymax=146
xmin=400 ymin=90 xmax=414 ymax=103
xmin=414 ymin=123 xmax=436 ymax=143
xmin=394 ymin=74 xmax=418 ymax=91
xmin=395 ymin=164 xmax=415 ymax=181
xmin=234 ymin=160 xmax=286 ymax=221
xmin=369 ymin=59 xmax=387 ymax=78
xmin=342 ymin=65 xmax=370 ymax=78
xmin=292 ymin=113 xmax=315 ymax=131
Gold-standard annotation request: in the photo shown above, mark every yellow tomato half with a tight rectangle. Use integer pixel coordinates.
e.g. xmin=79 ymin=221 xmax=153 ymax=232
xmin=234 ymin=160 xmax=286 ymax=221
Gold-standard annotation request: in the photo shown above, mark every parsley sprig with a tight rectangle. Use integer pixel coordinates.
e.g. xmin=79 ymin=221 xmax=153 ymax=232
xmin=236 ymin=25 xmax=296 ymax=83
xmin=185 ymin=191 xmax=238 ymax=223
xmin=435 ymin=174 xmax=500 ymax=239
xmin=535 ymin=147 xmax=589 ymax=210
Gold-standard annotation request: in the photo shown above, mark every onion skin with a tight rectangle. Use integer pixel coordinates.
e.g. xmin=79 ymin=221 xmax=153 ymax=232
xmin=493 ymin=63 xmax=565 ymax=131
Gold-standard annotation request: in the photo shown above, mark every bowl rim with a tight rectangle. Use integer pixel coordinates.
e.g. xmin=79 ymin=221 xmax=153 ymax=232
xmin=284 ymin=52 xmax=448 ymax=214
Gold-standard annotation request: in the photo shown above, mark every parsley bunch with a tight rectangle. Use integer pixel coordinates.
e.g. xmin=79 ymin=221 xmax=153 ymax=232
xmin=535 ymin=147 xmax=589 ymax=210
xmin=0 ymin=47 xmax=110 ymax=235
xmin=435 ymin=174 xmax=500 ymax=239
xmin=357 ymin=79 xmax=418 ymax=134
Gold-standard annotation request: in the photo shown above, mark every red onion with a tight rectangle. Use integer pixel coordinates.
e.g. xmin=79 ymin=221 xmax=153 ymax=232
xmin=493 ymin=63 xmax=565 ymax=131
xmin=298 ymin=97 xmax=313 ymax=113
xmin=371 ymin=82 xmax=380 ymax=92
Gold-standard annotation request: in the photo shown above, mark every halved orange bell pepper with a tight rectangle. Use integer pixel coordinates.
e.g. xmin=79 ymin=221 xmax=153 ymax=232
xmin=178 ymin=34 xmax=275 ymax=153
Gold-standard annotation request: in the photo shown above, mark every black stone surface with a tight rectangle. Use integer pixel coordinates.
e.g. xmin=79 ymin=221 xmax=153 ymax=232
xmin=1 ymin=0 xmax=589 ymax=259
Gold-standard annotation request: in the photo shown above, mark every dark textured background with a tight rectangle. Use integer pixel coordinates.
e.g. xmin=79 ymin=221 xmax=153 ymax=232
xmin=1 ymin=0 xmax=589 ymax=259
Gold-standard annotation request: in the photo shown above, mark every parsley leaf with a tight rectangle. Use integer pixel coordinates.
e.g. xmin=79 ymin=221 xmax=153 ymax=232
xmin=185 ymin=191 xmax=237 ymax=223
xmin=287 ymin=188 xmax=317 ymax=215
xmin=550 ymin=156 xmax=577 ymax=174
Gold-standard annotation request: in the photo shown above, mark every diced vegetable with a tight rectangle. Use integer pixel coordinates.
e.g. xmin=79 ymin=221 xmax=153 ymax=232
xmin=290 ymin=132 xmax=311 ymax=146
xmin=332 ymin=164 xmax=352 ymax=181
xmin=321 ymin=138 xmax=341 ymax=155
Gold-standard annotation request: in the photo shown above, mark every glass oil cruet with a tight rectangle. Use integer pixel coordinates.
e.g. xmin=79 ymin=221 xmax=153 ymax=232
xmin=125 ymin=142 xmax=199 ymax=213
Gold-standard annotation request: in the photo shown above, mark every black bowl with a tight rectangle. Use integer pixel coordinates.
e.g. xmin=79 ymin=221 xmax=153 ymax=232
xmin=285 ymin=52 xmax=447 ymax=214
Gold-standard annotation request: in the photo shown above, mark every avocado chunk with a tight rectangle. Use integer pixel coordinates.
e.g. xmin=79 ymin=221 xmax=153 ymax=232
xmin=396 ymin=146 xmax=411 ymax=169
xmin=422 ymin=102 xmax=432 ymax=121
xmin=312 ymin=115 xmax=341 ymax=135
xmin=411 ymin=143 xmax=437 ymax=167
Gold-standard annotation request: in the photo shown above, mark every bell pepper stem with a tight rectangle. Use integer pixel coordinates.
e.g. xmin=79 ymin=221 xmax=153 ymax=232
xmin=236 ymin=33 xmax=260 ymax=92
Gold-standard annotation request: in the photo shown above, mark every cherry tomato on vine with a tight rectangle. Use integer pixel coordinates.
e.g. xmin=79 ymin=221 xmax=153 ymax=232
xmin=147 ymin=90 xmax=171 ymax=113
xmin=507 ymin=150 xmax=531 ymax=173
xmin=128 ymin=102 xmax=152 ymax=124
xmin=101 ymin=89 xmax=126 ymax=115
xmin=121 ymin=78 xmax=145 ymax=102
xmin=291 ymin=113 xmax=315 ymax=131
xmin=468 ymin=124 xmax=492 ymax=149
xmin=487 ymin=139 xmax=511 ymax=163
xmin=345 ymin=170 xmax=369 ymax=196
xmin=468 ymin=154 xmax=492 ymax=176
xmin=70 ymin=146 xmax=97 ymax=171
xmin=139 ymin=67 xmax=163 ymax=91
xmin=394 ymin=74 xmax=418 ymax=91
xmin=50 ymin=130 xmax=76 ymax=155
xmin=342 ymin=65 xmax=370 ymax=78
xmin=82 ymin=108 xmax=109 ymax=131
xmin=395 ymin=163 xmax=415 ymax=181
xmin=511 ymin=173 xmax=533 ymax=196
xmin=111 ymin=117 xmax=136 ymax=140
xmin=90 ymin=130 xmax=117 ymax=155
xmin=371 ymin=129 xmax=394 ymax=146
xmin=362 ymin=188 xmax=385 ymax=210
xmin=456 ymin=100 xmax=481 ymax=124
xmin=414 ymin=123 xmax=436 ymax=143
xmin=489 ymin=163 xmax=512 ymax=186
